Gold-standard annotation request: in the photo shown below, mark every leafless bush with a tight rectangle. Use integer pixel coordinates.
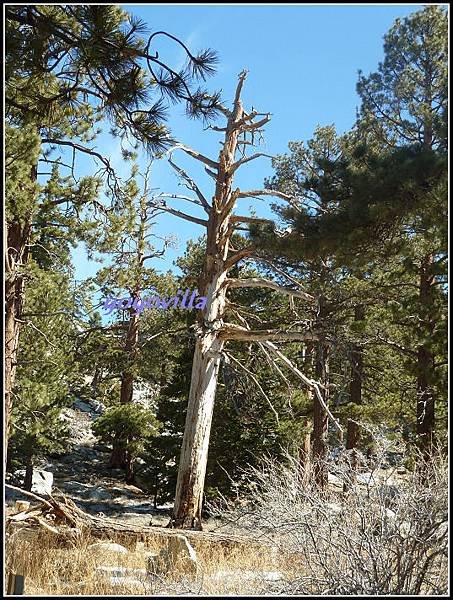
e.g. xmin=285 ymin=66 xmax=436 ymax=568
xmin=208 ymin=432 xmax=448 ymax=595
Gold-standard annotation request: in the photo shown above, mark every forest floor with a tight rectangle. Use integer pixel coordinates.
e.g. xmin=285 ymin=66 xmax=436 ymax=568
xmin=6 ymin=398 xmax=426 ymax=596
xmin=5 ymin=397 xmax=227 ymax=530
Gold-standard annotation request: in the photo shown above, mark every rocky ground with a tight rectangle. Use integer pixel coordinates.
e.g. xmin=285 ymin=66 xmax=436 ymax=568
xmin=6 ymin=398 xmax=172 ymax=528
xmin=6 ymin=396 xmax=409 ymax=530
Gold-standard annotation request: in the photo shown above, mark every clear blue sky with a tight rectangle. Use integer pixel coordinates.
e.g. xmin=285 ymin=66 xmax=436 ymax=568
xmin=71 ymin=3 xmax=424 ymax=282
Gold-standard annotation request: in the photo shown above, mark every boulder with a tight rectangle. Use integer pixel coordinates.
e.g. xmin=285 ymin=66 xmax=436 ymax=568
xmin=90 ymin=399 xmax=106 ymax=414
xmin=96 ymin=566 xmax=147 ymax=577
xmin=14 ymin=469 xmax=53 ymax=496
xmin=73 ymin=398 xmax=93 ymax=413
xmin=88 ymin=542 xmax=128 ymax=555
xmin=327 ymin=473 xmax=343 ymax=488
xmin=89 ymin=486 xmax=112 ymax=501
xmin=58 ymin=480 xmax=91 ymax=496
xmin=15 ymin=500 xmax=30 ymax=512
xmin=147 ymin=535 xmax=198 ymax=577
xmin=356 ymin=472 xmax=377 ymax=486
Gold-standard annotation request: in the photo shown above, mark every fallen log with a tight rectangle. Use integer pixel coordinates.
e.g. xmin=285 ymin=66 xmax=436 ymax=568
xmin=5 ymin=484 xmax=263 ymax=549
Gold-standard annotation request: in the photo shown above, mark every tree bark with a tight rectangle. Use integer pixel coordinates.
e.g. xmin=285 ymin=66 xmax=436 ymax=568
xmin=24 ymin=455 xmax=34 ymax=492
xmin=298 ymin=415 xmax=312 ymax=483
xmin=169 ymin=73 xmax=246 ymax=529
xmin=110 ymin=309 xmax=140 ymax=469
xmin=416 ymin=253 xmax=436 ymax=458
xmin=346 ymin=304 xmax=365 ymax=466
xmin=312 ymin=295 xmax=329 ymax=490
xmin=5 ymin=219 xmax=31 ymax=464
xmin=343 ymin=304 xmax=365 ymax=491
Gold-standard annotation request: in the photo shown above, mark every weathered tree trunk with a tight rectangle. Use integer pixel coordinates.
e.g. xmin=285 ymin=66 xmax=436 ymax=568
xmin=312 ymin=296 xmax=329 ymax=490
xmin=344 ymin=304 xmax=365 ymax=491
xmin=5 ymin=219 xmax=31 ymax=463
xmin=416 ymin=253 xmax=436 ymax=459
xmin=24 ymin=455 xmax=34 ymax=492
xmin=110 ymin=309 xmax=140 ymax=469
xmin=5 ymin=159 xmax=38 ymax=464
xmin=169 ymin=76 xmax=246 ymax=530
xmin=124 ymin=451 xmax=135 ymax=484
xmin=298 ymin=415 xmax=312 ymax=483
xmin=346 ymin=304 xmax=364 ymax=466
xmin=165 ymin=72 xmax=320 ymax=528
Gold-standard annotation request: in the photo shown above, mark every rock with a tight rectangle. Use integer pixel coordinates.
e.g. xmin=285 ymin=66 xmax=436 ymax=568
xmin=385 ymin=508 xmax=397 ymax=520
xmin=88 ymin=542 xmax=129 ymax=555
xmin=15 ymin=500 xmax=30 ymax=512
xmin=58 ymin=480 xmax=91 ymax=496
xmin=14 ymin=469 xmax=53 ymax=496
xmin=328 ymin=473 xmax=343 ymax=488
xmin=73 ymin=398 xmax=94 ymax=413
xmin=96 ymin=566 xmax=147 ymax=577
xmin=147 ymin=535 xmax=198 ymax=577
xmin=90 ymin=399 xmax=106 ymax=414
xmin=357 ymin=472 xmax=377 ymax=486
xmin=93 ymin=442 xmax=111 ymax=453
xmin=89 ymin=486 xmax=112 ymax=501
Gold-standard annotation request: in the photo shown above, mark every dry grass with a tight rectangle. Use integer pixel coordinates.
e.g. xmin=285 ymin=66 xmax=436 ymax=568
xmin=5 ymin=529 xmax=290 ymax=595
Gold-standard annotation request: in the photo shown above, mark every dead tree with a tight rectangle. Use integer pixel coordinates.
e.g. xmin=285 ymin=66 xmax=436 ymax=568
xmin=159 ymin=71 xmax=343 ymax=530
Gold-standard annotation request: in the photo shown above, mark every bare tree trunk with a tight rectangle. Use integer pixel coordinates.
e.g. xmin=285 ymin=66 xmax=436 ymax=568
xmin=5 ymin=160 xmax=38 ymax=464
xmin=165 ymin=72 xmax=321 ymax=528
xmin=110 ymin=310 xmax=140 ymax=469
xmin=343 ymin=304 xmax=365 ymax=491
xmin=169 ymin=75 xmax=246 ymax=530
xmin=313 ymin=296 xmax=329 ymax=490
xmin=298 ymin=415 xmax=312 ymax=484
xmin=125 ymin=451 xmax=135 ymax=484
xmin=5 ymin=219 xmax=31 ymax=464
xmin=24 ymin=454 xmax=34 ymax=492
xmin=346 ymin=305 xmax=364 ymax=465
xmin=416 ymin=253 xmax=436 ymax=459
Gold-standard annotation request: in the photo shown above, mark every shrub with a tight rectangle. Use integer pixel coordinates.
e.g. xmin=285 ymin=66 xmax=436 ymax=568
xmin=92 ymin=403 xmax=160 ymax=482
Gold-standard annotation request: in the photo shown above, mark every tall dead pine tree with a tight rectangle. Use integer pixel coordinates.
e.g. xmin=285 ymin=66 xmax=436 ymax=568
xmin=157 ymin=72 xmax=343 ymax=530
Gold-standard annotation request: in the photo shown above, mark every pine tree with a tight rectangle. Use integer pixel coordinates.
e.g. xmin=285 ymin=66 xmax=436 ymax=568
xmin=5 ymin=4 xmax=219 ymax=459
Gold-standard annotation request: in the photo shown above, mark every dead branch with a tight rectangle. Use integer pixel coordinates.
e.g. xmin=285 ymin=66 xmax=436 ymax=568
xmin=225 ymin=277 xmax=315 ymax=302
xmin=219 ymin=323 xmax=318 ymax=342
xmin=262 ymin=341 xmax=343 ymax=434
xmin=169 ymin=143 xmax=219 ymax=170
xmin=150 ymin=200 xmax=208 ymax=227
xmin=231 ymin=152 xmax=274 ymax=172
xmin=168 ymin=157 xmax=211 ymax=212
xmin=224 ymin=351 xmax=279 ymax=423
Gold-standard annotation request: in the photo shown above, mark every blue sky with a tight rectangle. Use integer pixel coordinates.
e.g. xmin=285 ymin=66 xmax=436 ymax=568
xmin=71 ymin=3 xmax=424 ymax=282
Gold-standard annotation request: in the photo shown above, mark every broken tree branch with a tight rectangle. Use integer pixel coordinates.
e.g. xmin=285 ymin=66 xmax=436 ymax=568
xmin=219 ymin=323 xmax=318 ymax=342
xmin=224 ymin=351 xmax=279 ymax=423
xmin=262 ymin=341 xmax=343 ymax=434
xmin=224 ymin=277 xmax=315 ymax=302
xmin=150 ymin=201 xmax=208 ymax=227
xmin=169 ymin=143 xmax=219 ymax=171
xmin=168 ymin=157 xmax=211 ymax=212
xmin=231 ymin=152 xmax=274 ymax=172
